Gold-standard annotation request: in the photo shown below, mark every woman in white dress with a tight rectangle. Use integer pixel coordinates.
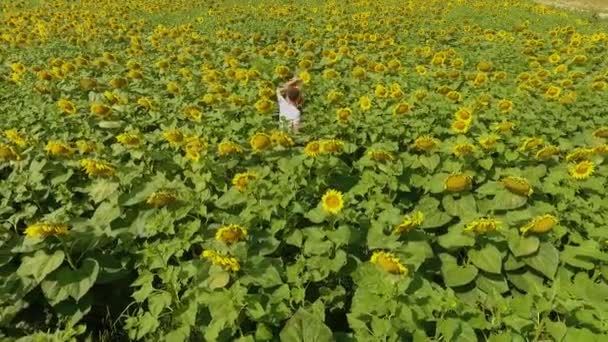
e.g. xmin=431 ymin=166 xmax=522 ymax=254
xmin=276 ymin=77 xmax=303 ymax=132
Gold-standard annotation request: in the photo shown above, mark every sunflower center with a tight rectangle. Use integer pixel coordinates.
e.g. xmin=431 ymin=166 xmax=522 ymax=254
xmin=325 ymin=195 xmax=340 ymax=208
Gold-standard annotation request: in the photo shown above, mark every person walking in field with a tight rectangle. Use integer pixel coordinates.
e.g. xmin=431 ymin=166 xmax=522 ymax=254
xmin=276 ymin=77 xmax=303 ymax=132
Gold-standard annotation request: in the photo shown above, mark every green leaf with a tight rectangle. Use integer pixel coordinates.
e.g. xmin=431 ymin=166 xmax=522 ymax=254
xmin=442 ymin=194 xmax=477 ymax=221
xmin=88 ymin=179 xmax=120 ymax=203
xmin=437 ymin=318 xmax=476 ymax=342
xmin=41 ymin=258 xmax=100 ymax=304
xmin=90 ymin=200 xmax=121 ymax=227
xmin=468 ymin=244 xmax=503 ymax=274
xmin=279 ymin=308 xmax=333 ymax=342
xmin=441 ymin=255 xmax=478 ymax=288
xmin=242 ymin=257 xmax=283 ymax=288
xmin=17 ymin=250 xmax=65 ymax=283
xmin=437 ymin=227 xmax=475 ymax=250
xmin=476 ymin=273 xmax=509 ymax=294
xmin=493 ymin=189 xmax=528 ymax=211
xmin=419 ymin=154 xmax=440 ymax=172
xmin=478 ymin=158 xmax=493 ymax=171
xmin=507 ymin=234 xmax=539 ymax=257
xmin=304 ymin=207 xmax=327 ymax=224
xmin=523 ymin=242 xmax=558 ymax=279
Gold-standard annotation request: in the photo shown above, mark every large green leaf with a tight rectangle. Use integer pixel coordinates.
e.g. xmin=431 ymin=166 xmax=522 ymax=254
xmin=41 ymin=258 xmax=100 ymax=305
xmin=468 ymin=244 xmax=503 ymax=274
xmin=17 ymin=250 xmax=65 ymax=283
xmin=523 ymin=242 xmax=558 ymax=279
xmin=279 ymin=307 xmax=333 ymax=342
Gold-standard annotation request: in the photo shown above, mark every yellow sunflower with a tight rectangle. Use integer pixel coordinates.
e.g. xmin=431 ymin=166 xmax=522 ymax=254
xmin=520 ymin=214 xmax=558 ymax=235
xmin=116 ymin=133 xmax=142 ymax=148
xmin=452 ymin=143 xmax=476 ymax=157
xmin=250 ymin=133 xmax=272 ymax=151
xmin=413 ymin=136 xmax=440 ymax=152
xmin=368 ymin=149 xmax=395 ymax=162
xmin=162 ymin=129 xmax=184 ymax=146
xmin=336 ymin=107 xmax=352 ymax=123
xmin=215 ymin=224 xmax=248 ymax=244
xmin=566 ymin=147 xmax=595 ymax=162
xmin=45 ymin=141 xmax=74 ymax=157
xmin=393 ymin=211 xmax=424 ymax=234
xmin=569 ymin=160 xmax=595 ymax=180
xmin=451 ymin=120 xmax=471 ymax=134
xmin=57 ymin=99 xmax=77 ymax=115
xmin=464 ymin=218 xmax=500 ymax=234
xmin=217 ymin=140 xmax=243 ymax=156
xmin=359 ymin=96 xmax=372 ymax=111
xmin=444 ymin=173 xmax=472 ymax=192
xmin=501 ymin=176 xmax=533 ymax=197
xmin=592 ymin=127 xmax=608 ymax=139
xmin=304 ymin=141 xmax=321 ymax=157
xmin=370 ymin=251 xmax=408 ymax=275
xmin=146 ymin=190 xmax=178 ymax=207
xmin=232 ymin=172 xmax=257 ymax=192
xmin=0 ymin=144 xmax=19 ymax=161
xmin=4 ymin=129 xmax=27 ymax=147
xmin=478 ymin=134 xmax=499 ymax=150
xmin=90 ymin=103 xmax=112 ymax=117
xmin=270 ymin=131 xmax=294 ymax=148
xmin=497 ymin=99 xmax=513 ymax=113
xmin=183 ymin=105 xmax=203 ymax=121
xmin=24 ymin=222 xmax=68 ymax=238
xmin=518 ymin=137 xmax=543 ymax=152
xmin=392 ymin=102 xmax=412 ymax=115
xmin=80 ymin=159 xmax=116 ymax=177
xmin=201 ymin=250 xmax=240 ymax=272
xmin=535 ymin=145 xmax=560 ymax=160
xmin=321 ymin=189 xmax=344 ymax=215
xmin=320 ymin=139 xmax=344 ymax=154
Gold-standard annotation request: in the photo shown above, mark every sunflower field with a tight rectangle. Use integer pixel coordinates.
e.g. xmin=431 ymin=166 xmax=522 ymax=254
xmin=1 ymin=0 xmax=608 ymax=340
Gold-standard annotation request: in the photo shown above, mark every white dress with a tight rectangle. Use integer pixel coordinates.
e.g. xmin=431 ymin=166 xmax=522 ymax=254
xmin=277 ymin=88 xmax=300 ymax=128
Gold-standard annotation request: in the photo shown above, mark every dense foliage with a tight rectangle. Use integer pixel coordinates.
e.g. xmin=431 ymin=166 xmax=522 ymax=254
xmin=1 ymin=0 xmax=608 ymax=340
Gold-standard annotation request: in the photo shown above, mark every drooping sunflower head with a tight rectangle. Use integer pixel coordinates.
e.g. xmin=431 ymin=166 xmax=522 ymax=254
xmin=444 ymin=173 xmax=472 ymax=192
xmin=520 ymin=214 xmax=558 ymax=235
xmin=0 ymin=144 xmax=20 ymax=161
xmin=569 ymin=160 xmax=595 ymax=180
xmin=544 ymin=85 xmax=561 ymax=99
xmin=45 ymin=140 xmax=74 ymax=157
xmin=493 ymin=121 xmax=515 ymax=134
xmin=501 ymin=176 xmax=533 ymax=197
xmin=304 ymin=141 xmax=321 ymax=157
xmin=321 ymin=189 xmax=344 ymax=215
xmin=250 ymin=133 xmax=272 ymax=151
xmin=201 ymin=250 xmax=240 ymax=272
xmin=393 ymin=211 xmax=424 ymax=234
xmin=116 ymin=133 xmax=142 ymax=147
xmin=57 ymin=98 xmax=77 ymax=115
xmin=413 ymin=136 xmax=440 ymax=152
xmin=592 ymin=127 xmax=608 ymax=139
xmin=183 ymin=105 xmax=203 ymax=121
xmin=184 ymin=136 xmax=207 ymax=161
xmin=80 ymin=159 xmax=116 ymax=177
xmin=24 ymin=222 xmax=69 ymax=238
xmin=162 ymin=129 xmax=184 ymax=146
xmin=370 ymin=251 xmax=408 ymax=275
xmin=452 ymin=143 xmax=476 ymax=157
xmin=392 ymin=102 xmax=412 ymax=115
xmin=319 ymin=138 xmax=343 ymax=153
xmin=464 ymin=217 xmax=500 ymax=234
xmin=594 ymin=144 xmax=608 ymax=155
xmin=451 ymin=120 xmax=471 ymax=134
xmin=218 ymin=140 xmax=242 ymax=156
xmin=137 ymin=97 xmax=154 ymax=110
xmin=4 ymin=129 xmax=27 ymax=147
xmin=336 ymin=107 xmax=352 ymax=123
xmin=146 ymin=190 xmax=178 ymax=207
xmin=90 ymin=103 xmax=112 ymax=117
xmin=518 ymin=137 xmax=543 ymax=152
xmin=254 ymin=98 xmax=274 ymax=113
xmin=566 ymin=147 xmax=595 ymax=162
xmin=454 ymin=108 xmax=473 ymax=122
xmin=232 ymin=172 xmax=257 ymax=192
xmin=215 ymin=224 xmax=248 ymax=244
xmin=497 ymin=99 xmax=513 ymax=113
xmin=535 ymin=145 xmax=560 ymax=160
xmin=270 ymin=131 xmax=294 ymax=148
xmin=477 ymin=134 xmax=499 ymax=150
xmin=368 ymin=149 xmax=395 ymax=162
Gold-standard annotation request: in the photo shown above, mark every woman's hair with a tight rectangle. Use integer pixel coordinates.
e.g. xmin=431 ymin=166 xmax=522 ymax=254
xmin=286 ymin=86 xmax=302 ymax=105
